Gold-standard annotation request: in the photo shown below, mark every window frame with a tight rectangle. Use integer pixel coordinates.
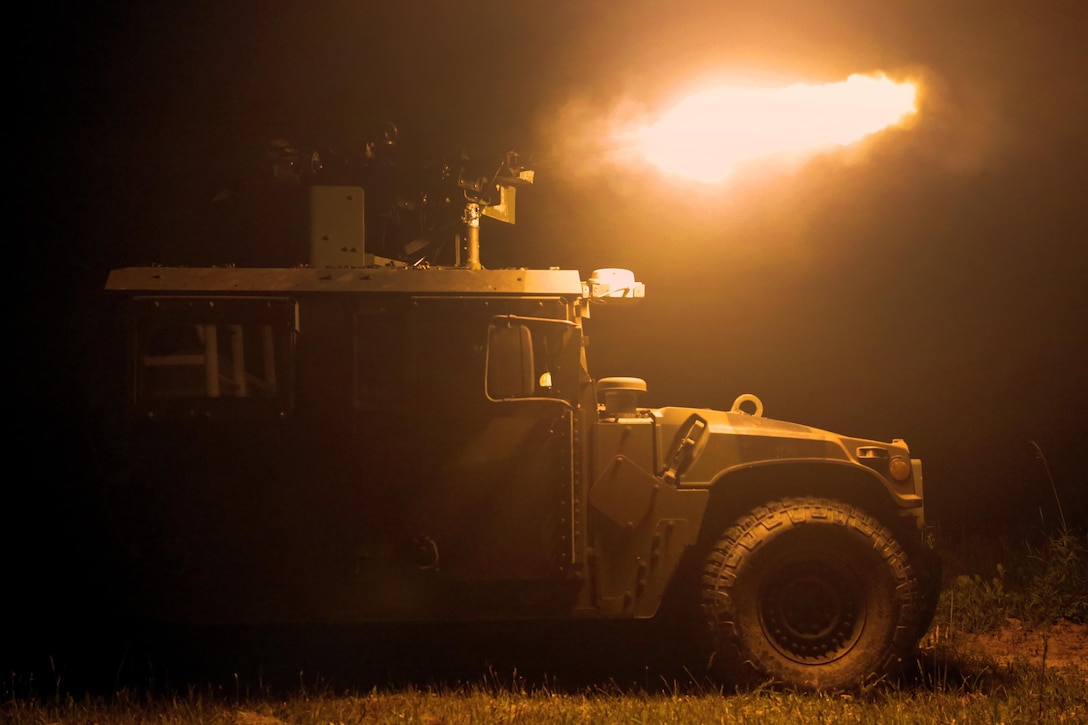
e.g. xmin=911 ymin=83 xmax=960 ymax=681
xmin=128 ymin=295 xmax=298 ymax=420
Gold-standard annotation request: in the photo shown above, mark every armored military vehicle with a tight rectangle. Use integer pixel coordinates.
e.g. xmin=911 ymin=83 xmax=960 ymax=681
xmin=105 ymin=152 xmax=938 ymax=690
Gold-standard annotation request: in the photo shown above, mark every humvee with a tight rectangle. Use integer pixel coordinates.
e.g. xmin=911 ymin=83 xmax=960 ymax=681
xmin=105 ymin=157 xmax=938 ymax=690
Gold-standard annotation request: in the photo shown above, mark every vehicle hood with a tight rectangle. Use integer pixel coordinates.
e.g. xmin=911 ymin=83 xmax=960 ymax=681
xmin=650 ymin=405 xmax=909 ymax=486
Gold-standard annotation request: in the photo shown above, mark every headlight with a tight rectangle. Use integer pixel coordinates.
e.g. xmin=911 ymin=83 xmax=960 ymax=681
xmin=889 ymin=456 xmax=912 ymax=482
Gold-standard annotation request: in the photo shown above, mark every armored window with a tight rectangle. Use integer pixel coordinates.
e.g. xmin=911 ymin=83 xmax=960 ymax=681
xmin=130 ymin=296 xmax=297 ymax=419
xmin=410 ymin=299 xmax=490 ymax=410
xmin=353 ymin=305 xmax=406 ymax=408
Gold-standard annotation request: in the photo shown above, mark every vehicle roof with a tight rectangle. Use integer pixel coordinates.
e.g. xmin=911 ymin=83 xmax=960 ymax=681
xmin=106 ymin=266 xmax=586 ymax=296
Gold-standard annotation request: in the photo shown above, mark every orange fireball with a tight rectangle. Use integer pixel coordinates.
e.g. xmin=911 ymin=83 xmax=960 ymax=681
xmin=621 ymin=74 xmax=918 ymax=183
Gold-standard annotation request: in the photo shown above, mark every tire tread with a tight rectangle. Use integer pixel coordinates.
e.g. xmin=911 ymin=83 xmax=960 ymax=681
xmin=700 ymin=496 xmax=921 ymax=690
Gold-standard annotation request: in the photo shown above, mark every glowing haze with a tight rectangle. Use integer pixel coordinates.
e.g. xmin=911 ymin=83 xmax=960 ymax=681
xmin=619 ymin=74 xmax=918 ymax=183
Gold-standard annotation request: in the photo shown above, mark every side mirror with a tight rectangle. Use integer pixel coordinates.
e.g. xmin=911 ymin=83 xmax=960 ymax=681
xmin=485 ymin=320 xmax=535 ymax=399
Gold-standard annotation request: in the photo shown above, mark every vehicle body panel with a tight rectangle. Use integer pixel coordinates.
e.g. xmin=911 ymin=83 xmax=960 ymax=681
xmin=105 ymin=264 xmax=928 ymax=625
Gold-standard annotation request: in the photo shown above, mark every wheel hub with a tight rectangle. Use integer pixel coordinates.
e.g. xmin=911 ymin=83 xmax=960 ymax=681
xmin=760 ymin=558 xmax=865 ymax=664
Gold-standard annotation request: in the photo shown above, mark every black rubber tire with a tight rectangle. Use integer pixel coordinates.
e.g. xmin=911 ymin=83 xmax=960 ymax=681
xmin=701 ymin=497 xmax=922 ymax=691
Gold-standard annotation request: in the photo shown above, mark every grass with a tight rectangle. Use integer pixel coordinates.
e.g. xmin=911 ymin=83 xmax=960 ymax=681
xmin=933 ymin=526 xmax=1087 ymax=634
xmin=5 ymin=527 xmax=1085 ymax=724
xmin=4 ymin=661 xmax=1087 ymax=725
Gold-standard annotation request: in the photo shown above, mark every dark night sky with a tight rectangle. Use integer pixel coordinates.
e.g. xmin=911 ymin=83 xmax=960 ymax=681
xmin=17 ymin=0 xmax=1088 ymax=567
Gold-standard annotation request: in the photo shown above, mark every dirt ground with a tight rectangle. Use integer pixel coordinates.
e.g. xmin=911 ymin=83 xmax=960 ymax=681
xmin=931 ymin=619 xmax=1088 ymax=675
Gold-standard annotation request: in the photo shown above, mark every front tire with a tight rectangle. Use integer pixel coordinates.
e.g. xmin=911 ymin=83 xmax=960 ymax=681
xmin=701 ymin=497 xmax=921 ymax=691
